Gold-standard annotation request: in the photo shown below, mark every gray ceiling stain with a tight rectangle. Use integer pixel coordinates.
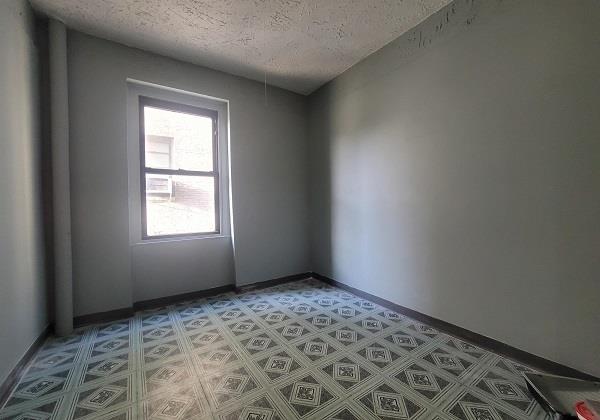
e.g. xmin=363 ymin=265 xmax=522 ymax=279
xmin=31 ymin=0 xmax=451 ymax=94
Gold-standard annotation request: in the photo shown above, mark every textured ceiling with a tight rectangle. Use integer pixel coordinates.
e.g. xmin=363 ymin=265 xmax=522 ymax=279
xmin=31 ymin=0 xmax=451 ymax=94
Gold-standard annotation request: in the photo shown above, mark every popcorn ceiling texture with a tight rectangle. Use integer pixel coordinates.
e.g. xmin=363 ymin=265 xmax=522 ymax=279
xmin=30 ymin=0 xmax=451 ymax=94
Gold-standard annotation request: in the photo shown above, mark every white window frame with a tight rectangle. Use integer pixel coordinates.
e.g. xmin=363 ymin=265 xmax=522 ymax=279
xmin=126 ymin=80 xmax=231 ymax=244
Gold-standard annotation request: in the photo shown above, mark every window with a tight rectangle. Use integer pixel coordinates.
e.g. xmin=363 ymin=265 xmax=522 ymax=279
xmin=139 ymin=96 xmax=219 ymax=238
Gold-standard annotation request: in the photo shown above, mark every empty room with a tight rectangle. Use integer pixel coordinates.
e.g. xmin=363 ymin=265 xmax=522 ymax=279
xmin=1 ymin=0 xmax=599 ymax=419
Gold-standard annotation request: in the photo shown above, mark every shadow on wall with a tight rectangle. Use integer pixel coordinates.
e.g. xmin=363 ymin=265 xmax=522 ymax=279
xmin=36 ymin=16 xmax=56 ymax=322
xmin=307 ymin=0 xmax=600 ymax=378
xmin=308 ymin=0 xmax=502 ymax=285
xmin=308 ymin=91 xmax=332 ymax=275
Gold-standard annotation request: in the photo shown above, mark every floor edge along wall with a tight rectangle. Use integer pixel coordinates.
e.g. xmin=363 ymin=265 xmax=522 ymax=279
xmin=1 ymin=271 xmax=596 ymax=408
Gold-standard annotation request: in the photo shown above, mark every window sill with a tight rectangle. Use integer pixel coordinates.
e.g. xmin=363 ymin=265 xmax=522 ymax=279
xmin=133 ymin=234 xmax=231 ymax=246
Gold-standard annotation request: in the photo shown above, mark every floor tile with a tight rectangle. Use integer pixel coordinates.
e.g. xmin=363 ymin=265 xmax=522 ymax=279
xmin=354 ymin=379 xmax=428 ymax=420
xmin=276 ymin=372 xmax=340 ymax=418
xmin=0 ymin=278 xmax=550 ymax=419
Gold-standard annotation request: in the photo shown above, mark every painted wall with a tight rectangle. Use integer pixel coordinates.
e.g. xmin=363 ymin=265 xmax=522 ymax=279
xmin=0 ymin=0 xmax=49 ymax=384
xmin=67 ymin=31 xmax=310 ymax=315
xmin=308 ymin=0 xmax=600 ymax=377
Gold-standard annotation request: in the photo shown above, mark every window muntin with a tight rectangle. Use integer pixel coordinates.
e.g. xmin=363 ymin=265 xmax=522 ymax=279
xmin=139 ymin=96 xmax=219 ymax=239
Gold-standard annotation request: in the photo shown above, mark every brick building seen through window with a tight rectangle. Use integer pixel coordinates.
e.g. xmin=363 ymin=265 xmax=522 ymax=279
xmin=140 ymin=97 xmax=219 ymax=238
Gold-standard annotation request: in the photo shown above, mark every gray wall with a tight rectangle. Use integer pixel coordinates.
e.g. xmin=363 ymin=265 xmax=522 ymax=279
xmin=0 ymin=0 xmax=49 ymax=384
xmin=308 ymin=0 xmax=600 ymax=377
xmin=126 ymin=82 xmax=235 ymax=303
xmin=131 ymin=238 xmax=235 ymax=303
xmin=67 ymin=31 xmax=310 ymax=315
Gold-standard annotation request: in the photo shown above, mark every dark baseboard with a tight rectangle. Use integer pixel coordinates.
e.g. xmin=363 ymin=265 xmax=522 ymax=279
xmin=235 ymin=272 xmax=313 ymax=293
xmin=74 ymin=285 xmax=235 ymax=328
xmin=73 ymin=307 xmax=135 ymax=329
xmin=311 ymin=272 xmax=599 ymax=382
xmin=0 ymin=324 xmax=53 ymax=407
xmin=5 ymin=274 xmax=308 ymax=403
xmin=72 ymin=272 xmax=314 ymax=328
xmin=133 ymin=284 xmax=236 ymax=311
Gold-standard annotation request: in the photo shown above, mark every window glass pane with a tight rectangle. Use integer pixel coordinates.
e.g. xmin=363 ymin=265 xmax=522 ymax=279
xmin=145 ymin=174 xmax=216 ymax=236
xmin=144 ymin=106 xmax=213 ymax=171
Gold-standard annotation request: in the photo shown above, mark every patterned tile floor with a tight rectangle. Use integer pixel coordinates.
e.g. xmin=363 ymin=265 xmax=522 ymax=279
xmin=0 ymin=278 xmax=550 ymax=419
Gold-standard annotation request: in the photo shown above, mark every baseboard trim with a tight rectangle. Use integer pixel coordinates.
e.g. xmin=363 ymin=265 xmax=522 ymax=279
xmin=72 ymin=272 xmax=314 ymax=328
xmin=0 ymin=324 xmax=53 ymax=407
xmin=73 ymin=286 xmax=235 ymax=328
xmin=133 ymin=284 xmax=236 ymax=311
xmin=3 ymin=273 xmax=312 ymax=404
xmin=235 ymin=272 xmax=313 ymax=293
xmin=311 ymin=272 xmax=599 ymax=382
xmin=73 ymin=307 xmax=135 ymax=329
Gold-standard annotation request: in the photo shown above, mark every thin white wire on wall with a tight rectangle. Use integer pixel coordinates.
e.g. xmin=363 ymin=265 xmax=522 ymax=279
xmin=264 ymin=70 xmax=268 ymax=107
